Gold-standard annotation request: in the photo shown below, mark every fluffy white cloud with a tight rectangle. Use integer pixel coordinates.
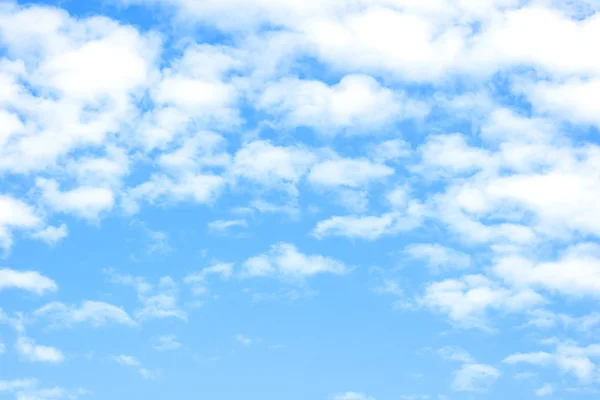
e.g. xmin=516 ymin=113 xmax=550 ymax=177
xmin=105 ymin=269 xmax=187 ymax=322
xmin=0 ymin=268 xmax=57 ymax=295
xmin=403 ymin=243 xmax=471 ymax=272
xmin=208 ymin=219 xmax=248 ymax=233
xmin=308 ymin=158 xmax=394 ymax=188
xmin=259 ymin=74 xmax=428 ymax=133
xmin=242 ymin=242 xmax=348 ymax=281
xmin=36 ymin=178 xmax=115 ymax=220
xmin=0 ymin=195 xmax=43 ymax=249
xmin=15 ymin=337 xmax=64 ymax=364
xmin=419 ymin=274 xmax=545 ymax=330
xmin=503 ymin=340 xmax=600 ymax=382
xmin=30 ymin=224 xmax=68 ymax=245
xmin=0 ymin=378 xmax=86 ymax=400
xmin=33 ymin=301 xmax=137 ymax=328
xmin=493 ymin=243 xmax=600 ymax=298
xmin=229 ymin=140 xmax=316 ymax=190
xmin=0 ymin=4 xmax=160 ymax=174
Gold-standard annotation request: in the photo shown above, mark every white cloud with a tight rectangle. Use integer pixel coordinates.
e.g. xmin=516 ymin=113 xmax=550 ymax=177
xmin=438 ymin=346 xmax=475 ymax=364
xmin=229 ymin=140 xmax=316 ymax=190
xmin=36 ymin=178 xmax=115 ymax=220
xmin=15 ymin=337 xmax=64 ymax=364
xmin=452 ymin=363 xmax=500 ymax=392
xmin=333 ymin=393 xmax=375 ymax=400
xmin=235 ymin=334 xmax=253 ymax=345
xmin=208 ymin=219 xmax=248 ymax=232
xmin=30 ymin=224 xmax=68 ymax=245
xmin=113 ymin=354 xmax=141 ymax=367
xmin=369 ymin=139 xmax=412 ymax=163
xmin=242 ymin=242 xmax=348 ymax=281
xmin=105 ymin=269 xmax=187 ymax=322
xmin=0 ymin=378 xmax=86 ymax=400
xmin=493 ymin=243 xmax=600 ymax=299
xmin=308 ymin=158 xmax=394 ymax=188
xmin=503 ymin=340 xmax=600 ymax=382
xmin=33 ymin=301 xmax=137 ymax=328
xmin=0 ymin=4 xmax=160 ymax=174
xmin=153 ymin=335 xmax=181 ymax=351
xmin=535 ymin=383 xmax=554 ymax=397
xmin=0 ymin=268 xmax=57 ymax=295
xmin=419 ymin=274 xmax=545 ymax=330
xmin=312 ymin=213 xmax=400 ymax=240
xmin=184 ymin=262 xmax=233 ymax=295
xmin=123 ymin=173 xmax=226 ymax=214
xmin=113 ymin=354 xmax=160 ymax=379
xmin=0 ymin=195 xmax=42 ymax=249
xmin=403 ymin=244 xmax=471 ymax=272
xmin=259 ymin=74 xmax=428 ymax=134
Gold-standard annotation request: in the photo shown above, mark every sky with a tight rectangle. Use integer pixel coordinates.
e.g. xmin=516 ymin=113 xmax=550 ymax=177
xmin=2 ymin=0 xmax=600 ymax=399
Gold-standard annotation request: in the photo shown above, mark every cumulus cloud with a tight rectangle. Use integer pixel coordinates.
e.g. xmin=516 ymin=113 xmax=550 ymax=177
xmin=503 ymin=339 xmax=600 ymax=383
xmin=259 ymin=74 xmax=428 ymax=134
xmin=105 ymin=269 xmax=187 ymax=322
xmin=0 ymin=268 xmax=57 ymax=295
xmin=242 ymin=242 xmax=348 ymax=281
xmin=419 ymin=274 xmax=545 ymax=331
xmin=33 ymin=301 xmax=137 ymax=328
xmin=15 ymin=337 xmax=64 ymax=364
xmin=403 ymin=243 xmax=471 ymax=273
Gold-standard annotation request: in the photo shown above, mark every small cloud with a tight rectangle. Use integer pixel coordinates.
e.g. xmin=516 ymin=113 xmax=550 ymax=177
xmin=113 ymin=354 xmax=159 ymax=379
xmin=333 ymin=392 xmax=375 ymax=400
xmin=452 ymin=363 xmax=500 ymax=392
xmin=438 ymin=346 xmax=475 ymax=364
xmin=0 ymin=268 xmax=57 ymax=295
xmin=535 ymin=383 xmax=554 ymax=397
xmin=235 ymin=334 xmax=253 ymax=345
xmin=30 ymin=224 xmax=68 ymax=245
xmin=15 ymin=337 xmax=64 ymax=364
xmin=153 ymin=335 xmax=181 ymax=351
xmin=208 ymin=219 xmax=247 ymax=233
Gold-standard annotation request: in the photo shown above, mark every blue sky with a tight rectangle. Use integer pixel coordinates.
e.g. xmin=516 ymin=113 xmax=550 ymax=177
xmin=2 ymin=0 xmax=600 ymax=399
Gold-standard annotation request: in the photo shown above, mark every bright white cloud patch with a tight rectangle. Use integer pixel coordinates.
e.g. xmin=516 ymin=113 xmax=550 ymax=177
xmin=33 ymin=301 xmax=137 ymax=328
xmin=259 ymin=74 xmax=428 ymax=134
xmin=242 ymin=242 xmax=348 ymax=281
xmin=403 ymin=243 xmax=471 ymax=272
xmin=0 ymin=268 xmax=57 ymax=295
xmin=15 ymin=337 xmax=64 ymax=363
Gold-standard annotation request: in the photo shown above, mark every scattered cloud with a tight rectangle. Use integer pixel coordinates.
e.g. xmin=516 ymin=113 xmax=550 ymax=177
xmin=0 ymin=268 xmax=57 ymax=295
xmin=33 ymin=301 xmax=137 ymax=328
xmin=152 ymin=335 xmax=181 ymax=351
xmin=242 ymin=242 xmax=348 ymax=281
xmin=15 ymin=337 xmax=64 ymax=364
